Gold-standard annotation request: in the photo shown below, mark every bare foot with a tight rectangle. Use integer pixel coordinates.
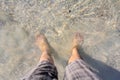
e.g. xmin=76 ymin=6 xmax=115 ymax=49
xmin=72 ymin=32 xmax=83 ymax=50
xmin=35 ymin=34 xmax=51 ymax=53
xmin=68 ymin=32 xmax=83 ymax=63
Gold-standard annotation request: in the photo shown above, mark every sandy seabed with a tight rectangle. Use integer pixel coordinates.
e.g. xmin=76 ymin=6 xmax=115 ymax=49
xmin=0 ymin=0 xmax=120 ymax=80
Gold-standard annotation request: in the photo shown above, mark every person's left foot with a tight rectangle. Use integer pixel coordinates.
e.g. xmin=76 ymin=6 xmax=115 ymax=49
xmin=35 ymin=34 xmax=51 ymax=53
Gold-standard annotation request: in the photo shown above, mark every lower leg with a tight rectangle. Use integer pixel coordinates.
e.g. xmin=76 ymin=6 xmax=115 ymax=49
xmin=39 ymin=51 xmax=54 ymax=64
xmin=68 ymin=48 xmax=81 ymax=64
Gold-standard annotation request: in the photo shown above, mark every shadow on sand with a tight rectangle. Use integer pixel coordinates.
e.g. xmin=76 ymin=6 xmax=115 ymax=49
xmin=78 ymin=48 xmax=120 ymax=80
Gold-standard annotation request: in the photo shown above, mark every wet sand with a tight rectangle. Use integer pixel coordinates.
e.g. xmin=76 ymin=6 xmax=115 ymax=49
xmin=0 ymin=0 xmax=120 ymax=80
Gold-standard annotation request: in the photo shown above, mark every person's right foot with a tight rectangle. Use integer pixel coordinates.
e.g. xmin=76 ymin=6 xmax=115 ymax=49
xmin=68 ymin=32 xmax=83 ymax=63
xmin=72 ymin=32 xmax=83 ymax=50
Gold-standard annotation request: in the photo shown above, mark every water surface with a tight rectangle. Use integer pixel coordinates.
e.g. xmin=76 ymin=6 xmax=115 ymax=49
xmin=0 ymin=0 xmax=120 ymax=80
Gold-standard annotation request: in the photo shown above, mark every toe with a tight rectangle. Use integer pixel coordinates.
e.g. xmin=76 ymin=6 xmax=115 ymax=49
xmin=36 ymin=34 xmax=46 ymax=40
xmin=74 ymin=32 xmax=79 ymax=39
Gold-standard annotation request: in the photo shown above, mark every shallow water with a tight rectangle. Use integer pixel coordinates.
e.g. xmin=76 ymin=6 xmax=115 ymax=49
xmin=0 ymin=0 xmax=120 ymax=80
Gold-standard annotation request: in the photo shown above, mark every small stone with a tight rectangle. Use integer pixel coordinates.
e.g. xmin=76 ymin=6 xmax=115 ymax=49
xmin=69 ymin=10 xmax=71 ymax=13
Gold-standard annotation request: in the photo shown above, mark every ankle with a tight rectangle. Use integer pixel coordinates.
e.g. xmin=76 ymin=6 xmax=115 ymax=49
xmin=72 ymin=48 xmax=80 ymax=57
xmin=72 ymin=47 xmax=78 ymax=53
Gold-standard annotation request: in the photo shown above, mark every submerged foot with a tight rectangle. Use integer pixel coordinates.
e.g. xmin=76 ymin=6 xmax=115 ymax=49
xmin=72 ymin=32 xmax=83 ymax=50
xmin=68 ymin=32 xmax=84 ymax=63
xmin=35 ymin=34 xmax=51 ymax=53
